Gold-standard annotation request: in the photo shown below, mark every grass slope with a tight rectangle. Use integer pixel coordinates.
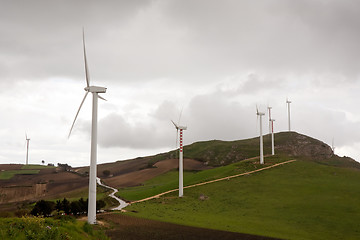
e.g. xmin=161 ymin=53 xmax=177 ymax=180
xmin=119 ymin=155 xmax=290 ymax=201
xmin=124 ymin=159 xmax=360 ymax=240
xmin=21 ymin=165 xmax=55 ymax=170
xmin=0 ymin=216 xmax=109 ymax=239
xmin=0 ymin=169 xmax=40 ymax=180
xmin=139 ymin=132 xmax=359 ymax=169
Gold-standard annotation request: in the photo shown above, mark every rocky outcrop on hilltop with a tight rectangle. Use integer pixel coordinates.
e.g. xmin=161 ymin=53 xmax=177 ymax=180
xmin=275 ymin=132 xmax=333 ymax=159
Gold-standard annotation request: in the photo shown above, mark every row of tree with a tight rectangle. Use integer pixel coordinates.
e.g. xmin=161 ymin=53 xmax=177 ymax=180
xmin=31 ymin=198 xmax=106 ymax=217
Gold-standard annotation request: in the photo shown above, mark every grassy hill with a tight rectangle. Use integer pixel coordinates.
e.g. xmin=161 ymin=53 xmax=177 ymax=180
xmin=141 ymin=131 xmax=359 ymax=168
xmin=119 ymin=155 xmax=291 ymax=201
xmin=1 ymin=131 xmax=359 ymax=239
xmin=124 ymin=158 xmax=360 ymax=240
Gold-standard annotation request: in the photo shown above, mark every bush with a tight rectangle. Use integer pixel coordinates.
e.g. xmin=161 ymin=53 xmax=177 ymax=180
xmin=103 ymin=170 xmax=111 ymax=177
xmin=83 ymin=222 xmax=93 ymax=235
xmin=31 ymin=200 xmax=55 ymax=216
xmin=0 ymin=216 xmax=109 ymax=239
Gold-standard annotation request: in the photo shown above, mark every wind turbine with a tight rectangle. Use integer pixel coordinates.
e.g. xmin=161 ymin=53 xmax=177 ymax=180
xmin=267 ymin=106 xmax=272 ymax=134
xmin=256 ymin=107 xmax=265 ymax=164
xmin=286 ymin=98 xmax=291 ymax=131
xmin=68 ymin=30 xmax=107 ymax=225
xmin=25 ymin=133 xmax=30 ymax=165
xmin=270 ymin=118 xmax=275 ymax=155
xmin=171 ymin=120 xmax=187 ymax=197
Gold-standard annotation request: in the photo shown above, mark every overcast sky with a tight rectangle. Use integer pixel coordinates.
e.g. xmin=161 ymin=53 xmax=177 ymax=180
xmin=1 ymin=0 xmax=359 ymax=167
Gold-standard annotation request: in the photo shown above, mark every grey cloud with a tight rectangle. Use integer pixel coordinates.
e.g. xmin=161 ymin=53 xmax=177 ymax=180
xmin=98 ymin=113 xmax=172 ymax=149
xmin=150 ymin=100 xmax=178 ymax=121
xmin=0 ymin=0 xmax=152 ymax=81
xmin=162 ymin=0 xmax=360 ymax=77
xmin=2 ymin=0 xmax=360 ymax=86
xmin=186 ymin=92 xmax=256 ymax=142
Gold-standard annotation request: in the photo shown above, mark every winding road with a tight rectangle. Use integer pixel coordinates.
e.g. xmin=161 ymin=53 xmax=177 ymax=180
xmin=96 ymin=177 xmax=129 ymax=210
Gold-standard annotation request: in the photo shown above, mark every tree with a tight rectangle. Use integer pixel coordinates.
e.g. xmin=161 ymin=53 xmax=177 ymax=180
xmin=61 ymin=198 xmax=71 ymax=214
xmin=78 ymin=197 xmax=87 ymax=213
xmin=96 ymin=200 xmax=106 ymax=211
xmin=57 ymin=163 xmax=71 ymax=172
xmin=55 ymin=200 xmax=62 ymax=212
xmin=70 ymin=201 xmax=82 ymax=215
xmin=31 ymin=200 xmax=55 ymax=216
xmin=103 ymin=170 xmax=111 ymax=177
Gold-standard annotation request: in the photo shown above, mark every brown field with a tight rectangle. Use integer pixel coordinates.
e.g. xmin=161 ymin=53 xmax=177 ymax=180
xmin=0 ymin=164 xmax=23 ymax=171
xmin=103 ymin=158 xmax=210 ymax=188
xmin=0 ymin=169 xmax=88 ymax=205
xmin=0 ymin=158 xmax=208 ymax=210
xmin=98 ymin=213 xmax=281 ymax=240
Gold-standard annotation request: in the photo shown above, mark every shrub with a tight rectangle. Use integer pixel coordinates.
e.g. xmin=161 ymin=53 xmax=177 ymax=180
xmin=103 ymin=170 xmax=111 ymax=177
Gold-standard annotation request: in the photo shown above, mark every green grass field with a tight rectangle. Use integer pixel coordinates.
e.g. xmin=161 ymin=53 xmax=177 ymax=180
xmin=118 ymin=155 xmax=290 ymax=201
xmin=0 ymin=169 xmax=40 ymax=180
xmin=21 ymin=164 xmax=55 ymax=170
xmin=0 ymin=216 xmax=109 ymax=239
xmin=124 ymin=159 xmax=360 ymax=240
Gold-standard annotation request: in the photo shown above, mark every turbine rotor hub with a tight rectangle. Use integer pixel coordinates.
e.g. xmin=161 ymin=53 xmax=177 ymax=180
xmin=84 ymin=86 xmax=107 ymax=93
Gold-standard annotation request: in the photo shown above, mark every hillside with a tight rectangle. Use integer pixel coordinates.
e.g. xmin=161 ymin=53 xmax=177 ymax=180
xmin=124 ymin=158 xmax=360 ymax=240
xmin=142 ymin=131 xmax=359 ymax=168
xmin=0 ymin=131 xmax=358 ymax=212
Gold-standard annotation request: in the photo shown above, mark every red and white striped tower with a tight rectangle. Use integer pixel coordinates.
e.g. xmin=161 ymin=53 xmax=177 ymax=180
xmin=179 ymin=129 xmax=184 ymax=197
xmin=171 ymin=120 xmax=187 ymax=197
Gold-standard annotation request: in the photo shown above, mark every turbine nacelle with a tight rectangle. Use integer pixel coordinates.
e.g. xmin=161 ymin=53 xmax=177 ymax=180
xmin=84 ymin=86 xmax=107 ymax=93
xmin=256 ymin=105 xmax=265 ymax=116
xmin=171 ymin=120 xmax=187 ymax=130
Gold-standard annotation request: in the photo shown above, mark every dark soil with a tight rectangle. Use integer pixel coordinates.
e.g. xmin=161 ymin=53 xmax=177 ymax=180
xmin=98 ymin=213 xmax=282 ymax=240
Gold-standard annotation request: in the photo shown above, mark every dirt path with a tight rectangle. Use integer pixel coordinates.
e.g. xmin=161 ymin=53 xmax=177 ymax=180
xmin=131 ymin=159 xmax=296 ymax=203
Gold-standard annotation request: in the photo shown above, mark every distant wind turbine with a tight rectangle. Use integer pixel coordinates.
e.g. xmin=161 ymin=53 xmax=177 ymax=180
xmin=270 ymin=118 xmax=275 ymax=155
xmin=171 ymin=119 xmax=187 ymax=197
xmin=25 ymin=133 xmax=30 ymax=165
xmin=256 ymin=106 xmax=265 ymax=164
xmin=286 ymin=98 xmax=292 ymax=131
xmin=267 ymin=106 xmax=272 ymax=134
xmin=68 ymin=29 xmax=107 ymax=225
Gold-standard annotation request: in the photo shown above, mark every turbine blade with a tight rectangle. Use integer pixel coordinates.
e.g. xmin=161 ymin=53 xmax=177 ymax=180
xmin=82 ymin=28 xmax=90 ymax=87
xmin=68 ymin=91 xmax=89 ymax=138
xmin=171 ymin=120 xmax=178 ymax=129
xmin=176 ymin=129 xmax=178 ymax=150
xmin=98 ymin=95 xmax=107 ymax=101
xmin=178 ymin=107 xmax=183 ymax=126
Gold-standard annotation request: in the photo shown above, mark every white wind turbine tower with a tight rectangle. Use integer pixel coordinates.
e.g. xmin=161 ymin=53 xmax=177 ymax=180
xmin=270 ymin=118 xmax=275 ymax=155
xmin=171 ymin=120 xmax=187 ymax=197
xmin=68 ymin=30 xmax=107 ymax=225
xmin=267 ymin=106 xmax=272 ymax=134
xmin=286 ymin=98 xmax=292 ymax=131
xmin=25 ymin=133 xmax=30 ymax=165
xmin=256 ymin=107 xmax=265 ymax=164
